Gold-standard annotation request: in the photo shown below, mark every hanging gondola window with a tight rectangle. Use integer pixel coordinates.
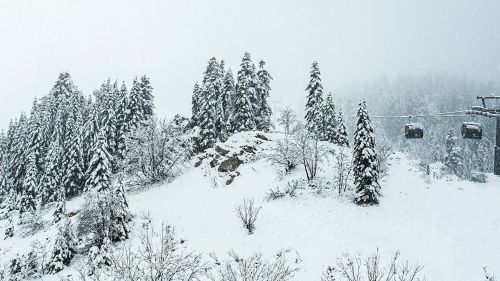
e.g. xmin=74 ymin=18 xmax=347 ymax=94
xmin=461 ymin=122 xmax=482 ymax=139
xmin=405 ymin=123 xmax=424 ymax=139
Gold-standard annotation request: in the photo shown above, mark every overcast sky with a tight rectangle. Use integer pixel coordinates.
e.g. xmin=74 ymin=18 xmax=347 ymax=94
xmin=1 ymin=0 xmax=500 ymax=129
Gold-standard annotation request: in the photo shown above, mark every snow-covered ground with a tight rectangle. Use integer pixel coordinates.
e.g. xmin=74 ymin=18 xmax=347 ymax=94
xmin=2 ymin=132 xmax=500 ymax=280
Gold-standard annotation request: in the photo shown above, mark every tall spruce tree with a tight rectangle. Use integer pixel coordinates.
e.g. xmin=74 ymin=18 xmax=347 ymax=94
xmin=139 ymin=75 xmax=154 ymax=121
xmin=19 ymin=153 xmax=39 ymax=217
xmin=305 ymin=61 xmax=324 ymax=138
xmin=234 ymin=52 xmax=258 ymax=132
xmin=191 ymin=82 xmax=201 ymax=127
xmin=109 ymin=178 xmax=131 ymax=242
xmin=39 ymin=137 xmax=63 ymax=204
xmin=444 ymin=129 xmax=464 ymax=177
xmin=352 ymin=101 xmax=379 ymax=206
xmin=62 ymin=114 xmax=84 ymax=198
xmin=336 ymin=110 xmax=349 ymax=147
xmin=115 ymin=82 xmax=129 ymax=161
xmin=198 ymin=58 xmax=220 ymax=149
xmin=256 ymin=60 xmax=273 ymax=132
xmin=222 ymin=69 xmax=236 ymax=134
xmin=322 ymin=92 xmax=337 ymax=143
xmin=85 ymin=131 xmax=112 ymax=192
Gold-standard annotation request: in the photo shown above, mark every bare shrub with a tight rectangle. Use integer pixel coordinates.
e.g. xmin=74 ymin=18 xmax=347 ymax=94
xmin=293 ymin=129 xmax=329 ymax=181
xmin=266 ymin=180 xmax=301 ymax=201
xmin=235 ymin=198 xmax=261 ymax=234
xmin=72 ymin=223 xmax=207 ymax=281
xmin=209 ymin=250 xmax=298 ymax=281
xmin=322 ymin=250 xmax=426 ymax=281
xmin=334 ymin=147 xmax=352 ymax=194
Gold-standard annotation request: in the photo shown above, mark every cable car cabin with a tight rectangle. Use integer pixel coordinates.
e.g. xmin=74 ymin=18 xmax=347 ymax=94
xmin=405 ymin=123 xmax=424 ymax=139
xmin=461 ymin=122 xmax=482 ymax=139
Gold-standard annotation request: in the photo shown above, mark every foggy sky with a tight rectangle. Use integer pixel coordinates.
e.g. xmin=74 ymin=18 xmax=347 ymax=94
xmin=1 ymin=0 xmax=500 ymax=130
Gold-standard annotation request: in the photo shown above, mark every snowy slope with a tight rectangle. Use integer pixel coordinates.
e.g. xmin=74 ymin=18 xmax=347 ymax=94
xmin=2 ymin=132 xmax=500 ymax=280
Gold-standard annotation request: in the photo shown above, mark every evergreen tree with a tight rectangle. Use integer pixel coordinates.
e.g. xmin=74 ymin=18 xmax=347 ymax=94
xmin=98 ymin=79 xmax=117 ymax=157
xmin=336 ymin=110 xmax=349 ymax=147
xmin=322 ymin=92 xmax=337 ymax=143
xmin=139 ymin=75 xmax=154 ymax=121
xmin=52 ymin=186 xmax=66 ymax=224
xmin=352 ymin=101 xmax=379 ymax=206
xmin=109 ymin=178 xmax=131 ymax=242
xmin=4 ymin=216 xmax=14 ymax=239
xmin=39 ymin=137 xmax=63 ymax=204
xmin=62 ymin=114 xmax=84 ymax=198
xmin=234 ymin=52 xmax=258 ymax=132
xmin=127 ymin=78 xmax=145 ymax=130
xmin=115 ymin=82 xmax=129 ymax=161
xmin=46 ymin=218 xmax=75 ymax=274
xmin=222 ymin=69 xmax=236 ymax=134
xmin=198 ymin=58 xmax=220 ymax=149
xmin=305 ymin=61 xmax=324 ymax=138
xmin=19 ymin=153 xmax=38 ymax=217
xmin=256 ymin=60 xmax=273 ymax=132
xmin=444 ymin=129 xmax=464 ymax=177
xmin=191 ymin=82 xmax=201 ymax=126
xmin=7 ymin=114 xmax=28 ymax=199
xmin=85 ymin=131 xmax=112 ymax=192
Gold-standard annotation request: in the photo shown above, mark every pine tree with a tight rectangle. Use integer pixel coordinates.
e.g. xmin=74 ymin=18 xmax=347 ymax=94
xmin=322 ymin=92 xmax=337 ymax=143
xmin=52 ymin=186 xmax=66 ymax=224
xmin=336 ymin=110 xmax=349 ymax=147
xmin=109 ymin=178 xmax=131 ymax=242
xmin=98 ymin=79 xmax=118 ymax=157
xmin=85 ymin=131 xmax=112 ymax=192
xmin=222 ymin=69 xmax=236 ymax=134
xmin=256 ymin=60 xmax=273 ymax=132
xmin=19 ymin=153 xmax=38 ymax=217
xmin=234 ymin=52 xmax=258 ymax=132
xmin=127 ymin=77 xmax=144 ymax=130
xmin=191 ymin=82 xmax=201 ymax=127
xmin=139 ymin=75 xmax=154 ymax=121
xmin=39 ymin=138 xmax=63 ymax=204
xmin=8 ymin=114 xmax=28 ymax=200
xmin=444 ymin=129 xmax=464 ymax=177
xmin=305 ymin=61 xmax=324 ymax=138
xmin=352 ymin=101 xmax=379 ymax=206
xmin=115 ymin=82 xmax=129 ymax=161
xmin=198 ymin=58 xmax=220 ymax=149
xmin=46 ymin=218 xmax=75 ymax=274
xmin=62 ymin=114 xmax=84 ymax=198
xmin=4 ymin=216 xmax=14 ymax=239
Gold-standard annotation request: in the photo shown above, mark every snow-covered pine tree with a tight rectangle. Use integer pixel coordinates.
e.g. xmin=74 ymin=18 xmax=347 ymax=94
xmin=46 ymin=218 xmax=75 ymax=274
xmin=234 ymin=52 xmax=258 ymax=132
xmin=336 ymin=110 xmax=349 ymax=147
xmin=115 ymin=82 xmax=129 ymax=161
xmin=19 ymin=153 xmax=38 ymax=217
xmin=52 ymin=186 xmax=66 ymax=224
xmin=139 ymin=75 xmax=154 ymax=122
xmin=7 ymin=114 xmax=28 ymax=201
xmin=98 ymin=79 xmax=117 ymax=157
xmin=109 ymin=178 xmax=131 ymax=242
xmin=85 ymin=130 xmax=112 ymax=192
xmin=191 ymin=82 xmax=201 ymax=127
xmin=322 ymin=92 xmax=337 ymax=143
xmin=444 ymin=129 xmax=464 ymax=177
xmin=4 ymin=216 xmax=14 ymax=239
xmin=256 ymin=60 xmax=273 ymax=132
xmin=198 ymin=58 xmax=220 ymax=149
xmin=216 ymin=60 xmax=229 ymax=141
xmin=352 ymin=101 xmax=379 ymax=206
xmin=62 ymin=114 xmax=84 ymax=198
xmin=305 ymin=61 xmax=324 ymax=138
xmin=127 ymin=77 xmax=144 ymax=130
xmin=39 ymin=137 xmax=63 ymax=204
xmin=222 ymin=69 xmax=236 ymax=135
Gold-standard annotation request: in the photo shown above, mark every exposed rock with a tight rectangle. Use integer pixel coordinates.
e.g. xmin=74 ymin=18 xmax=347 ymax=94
xmin=218 ymin=156 xmax=243 ymax=173
xmin=255 ymin=133 xmax=269 ymax=141
xmin=215 ymin=145 xmax=230 ymax=156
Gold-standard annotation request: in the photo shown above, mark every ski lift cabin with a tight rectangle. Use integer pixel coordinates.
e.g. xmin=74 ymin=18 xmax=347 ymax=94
xmin=405 ymin=123 xmax=423 ymax=139
xmin=461 ymin=122 xmax=482 ymax=139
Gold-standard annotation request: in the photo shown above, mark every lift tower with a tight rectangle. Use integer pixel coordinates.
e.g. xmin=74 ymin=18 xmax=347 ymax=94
xmin=466 ymin=96 xmax=500 ymax=176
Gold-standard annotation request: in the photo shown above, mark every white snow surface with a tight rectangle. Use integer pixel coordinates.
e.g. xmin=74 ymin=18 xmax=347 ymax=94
xmin=1 ymin=132 xmax=500 ymax=280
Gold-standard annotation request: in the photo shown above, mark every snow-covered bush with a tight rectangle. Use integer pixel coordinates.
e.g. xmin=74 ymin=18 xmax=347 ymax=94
xmin=4 ymin=216 xmax=14 ymax=239
xmin=322 ymin=250 xmax=425 ymax=281
xmin=266 ymin=180 xmax=301 ymax=200
xmin=18 ymin=212 xmax=45 ymax=237
xmin=333 ymin=147 xmax=352 ymax=194
xmin=266 ymin=137 xmax=299 ymax=174
xmin=98 ymin=224 xmax=206 ymax=281
xmin=235 ymin=198 xmax=261 ymax=234
xmin=122 ymin=117 xmax=192 ymax=185
xmin=483 ymin=267 xmax=496 ymax=281
xmin=4 ymin=240 xmax=50 ymax=281
xmin=293 ymin=129 xmax=329 ymax=181
xmin=209 ymin=250 xmax=298 ymax=281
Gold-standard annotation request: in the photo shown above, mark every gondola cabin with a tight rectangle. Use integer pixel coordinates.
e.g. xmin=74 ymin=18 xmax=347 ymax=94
xmin=405 ymin=123 xmax=424 ymax=139
xmin=461 ymin=122 xmax=482 ymax=139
